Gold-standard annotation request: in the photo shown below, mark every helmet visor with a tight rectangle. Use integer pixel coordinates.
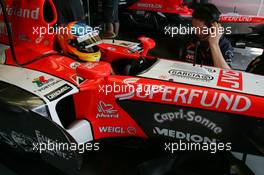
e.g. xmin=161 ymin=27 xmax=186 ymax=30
xmin=77 ymin=30 xmax=102 ymax=49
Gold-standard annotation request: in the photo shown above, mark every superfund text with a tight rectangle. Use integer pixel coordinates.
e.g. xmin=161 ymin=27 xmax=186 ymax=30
xmin=116 ymin=86 xmax=251 ymax=112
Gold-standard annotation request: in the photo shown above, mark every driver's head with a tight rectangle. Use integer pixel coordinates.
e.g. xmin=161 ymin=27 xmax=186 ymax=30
xmin=57 ymin=21 xmax=102 ymax=62
xmin=192 ymin=3 xmax=221 ymax=40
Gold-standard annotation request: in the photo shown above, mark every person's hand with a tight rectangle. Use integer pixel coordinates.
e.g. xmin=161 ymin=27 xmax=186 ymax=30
xmin=208 ymin=22 xmax=223 ymax=47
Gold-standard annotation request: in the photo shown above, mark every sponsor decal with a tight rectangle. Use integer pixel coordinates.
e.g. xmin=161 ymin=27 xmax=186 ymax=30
xmin=153 ymin=127 xmax=217 ymax=143
xmin=33 ymin=76 xmax=54 ymax=88
xmin=70 ymin=74 xmax=86 ymax=86
xmin=85 ymin=62 xmax=99 ymax=69
xmin=115 ymin=87 xmax=252 ymax=112
xmin=0 ymin=6 xmax=40 ymax=20
xmin=217 ymin=70 xmax=243 ymax=90
xmin=44 ymin=84 xmax=72 ymax=101
xmin=69 ymin=62 xmax=81 ymax=69
xmin=220 ymin=16 xmax=253 ymax=23
xmin=137 ymin=3 xmax=162 ymax=9
xmin=97 ymin=101 xmax=119 ymax=118
xmin=99 ymin=126 xmax=125 ymax=134
xmin=123 ymin=78 xmax=140 ymax=84
xmin=115 ymin=84 xmax=166 ymax=100
xmin=34 ymin=79 xmax=62 ymax=93
xmin=99 ymin=126 xmax=137 ymax=135
xmin=168 ymin=69 xmax=214 ymax=81
xmin=127 ymin=126 xmax=137 ymax=135
xmin=154 ymin=109 xmax=223 ymax=134
xmin=32 ymin=76 xmax=62 ymax=93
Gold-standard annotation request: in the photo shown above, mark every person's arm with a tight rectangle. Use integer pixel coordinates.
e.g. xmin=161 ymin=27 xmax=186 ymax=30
xmin=208 ymin=22 xmax=231 ymax=70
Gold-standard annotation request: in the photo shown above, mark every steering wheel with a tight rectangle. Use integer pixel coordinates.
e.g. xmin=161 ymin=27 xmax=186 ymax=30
xmin=124 ymin=57 xmax=147 ymax=76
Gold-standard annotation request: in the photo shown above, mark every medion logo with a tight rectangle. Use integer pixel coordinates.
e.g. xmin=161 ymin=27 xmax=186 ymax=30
xmin=0 ymin=6 xmax=40 ymax=20
xmin=153 ymin=127 xmax=217 ymax=143
xmin=220 ymin=16 xmax=253 ymax=23
xmin=137 ymin=3 xmax=162 ymax=9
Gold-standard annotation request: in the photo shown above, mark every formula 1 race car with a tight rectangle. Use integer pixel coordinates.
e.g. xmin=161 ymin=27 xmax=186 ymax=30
xmin=0 ymin=0 xmax=264 ymax=175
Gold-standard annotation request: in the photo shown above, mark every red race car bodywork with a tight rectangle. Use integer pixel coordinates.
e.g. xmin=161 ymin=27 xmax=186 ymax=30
xmin=0 ymin=1 xmax=264 ymax=174
xmin=127 ymin=0 xmax=193 ymax=16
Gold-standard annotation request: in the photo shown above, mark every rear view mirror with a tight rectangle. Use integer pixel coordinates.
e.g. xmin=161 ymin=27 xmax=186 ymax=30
xmin=138 ymin=37 xmax=156 ymax=57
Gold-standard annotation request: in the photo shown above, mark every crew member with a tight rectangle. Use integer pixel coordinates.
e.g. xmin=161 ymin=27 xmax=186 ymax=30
xmin=102 ymin=0 xmax=120 ymax=38
xmin=53 ymin=0 xmax=85 ymax=24
xmin=183 ymin=3 xmax=233 ymax=69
